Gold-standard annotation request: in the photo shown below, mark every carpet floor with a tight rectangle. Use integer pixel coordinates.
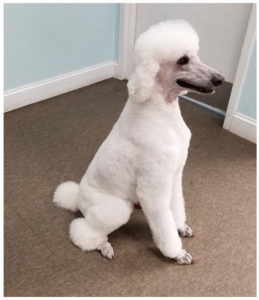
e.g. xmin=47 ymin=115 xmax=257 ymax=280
xmin=4 ymin=79 xmax=256 ymax=297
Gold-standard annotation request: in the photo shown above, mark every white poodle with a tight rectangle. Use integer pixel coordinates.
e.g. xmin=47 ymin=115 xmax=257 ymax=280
xmin=53 ymin=20 xmax=224 ymax=264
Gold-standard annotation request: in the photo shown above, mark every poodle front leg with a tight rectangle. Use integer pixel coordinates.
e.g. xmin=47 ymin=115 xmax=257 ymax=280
xmin=171 ymin=171 xmax=193 ymax=237
xmin=137 ymin=177 xmax=193 ymax=264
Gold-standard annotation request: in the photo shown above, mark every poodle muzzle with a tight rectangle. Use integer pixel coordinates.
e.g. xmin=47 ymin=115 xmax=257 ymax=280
xmin=176 ymin=61 xmax=224 ymax=94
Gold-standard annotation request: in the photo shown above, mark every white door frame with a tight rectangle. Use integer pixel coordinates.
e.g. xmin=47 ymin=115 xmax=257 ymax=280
xmin=115 ymin=3 xmax=137 ymax=80
xmin=223 ymin=4 xmax=256 ymax=143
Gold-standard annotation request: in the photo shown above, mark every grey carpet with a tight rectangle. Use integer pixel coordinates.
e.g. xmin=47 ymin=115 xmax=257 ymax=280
xmin=4 ymin=78 xmax=256 ymax=296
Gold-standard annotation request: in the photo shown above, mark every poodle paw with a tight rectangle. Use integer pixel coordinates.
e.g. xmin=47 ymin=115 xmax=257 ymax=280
xmin=97 ymin=242 xmax=114 ymax=260
xmin=174 ymin=249 xmax=193 ymax=265
xmin=178 ymin=224 xmax=193 ymax=237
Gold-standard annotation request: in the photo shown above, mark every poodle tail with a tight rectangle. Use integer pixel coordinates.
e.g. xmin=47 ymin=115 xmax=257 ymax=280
xmin=53 ymin=181 xmax=79 ymax=211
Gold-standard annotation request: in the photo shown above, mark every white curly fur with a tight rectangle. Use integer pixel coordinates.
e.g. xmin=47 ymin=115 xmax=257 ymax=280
xmin=53 ymin=19 xmax=223 ymax=263
xmin=53 ymin=181 xmax=79 ymax=212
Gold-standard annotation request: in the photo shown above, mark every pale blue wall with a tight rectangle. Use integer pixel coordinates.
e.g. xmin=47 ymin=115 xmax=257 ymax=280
xmin=4 ymin=3 xmax=119 ymax=90
xmin=236 ymin=39 xmax=256 ymax=120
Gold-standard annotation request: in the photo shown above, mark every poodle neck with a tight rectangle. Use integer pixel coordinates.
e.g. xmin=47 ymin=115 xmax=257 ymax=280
xmin=152 ymin=83 xmax=183 ymax=105
xmin=150 ymin=88 xmax=181 ymax=110
xmin=135 ymin=94 xmax=182 ymax=118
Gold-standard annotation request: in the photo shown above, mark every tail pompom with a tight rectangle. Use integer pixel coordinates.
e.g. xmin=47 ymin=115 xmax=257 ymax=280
xmin=53 ymin=181 xmax=79 ymax=211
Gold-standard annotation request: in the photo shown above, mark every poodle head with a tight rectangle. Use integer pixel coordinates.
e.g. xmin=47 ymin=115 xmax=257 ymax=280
xmin=128 ymin=20 xmax=224 ymax=103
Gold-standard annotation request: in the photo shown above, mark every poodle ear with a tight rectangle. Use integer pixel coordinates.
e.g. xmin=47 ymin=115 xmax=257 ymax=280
xmin=127 ymin=59 xmax=160 ymax=103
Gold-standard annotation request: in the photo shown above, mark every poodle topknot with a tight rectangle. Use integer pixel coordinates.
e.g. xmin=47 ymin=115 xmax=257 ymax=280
xmin=135 ymin=20 xmax=199 ymax=62
xmin=53 ymin=20 xmax=224 ymax=265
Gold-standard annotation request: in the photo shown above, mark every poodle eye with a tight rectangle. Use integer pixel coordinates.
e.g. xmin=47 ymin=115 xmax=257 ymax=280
xmin=177 ymin=55 xmax=189 ymax=65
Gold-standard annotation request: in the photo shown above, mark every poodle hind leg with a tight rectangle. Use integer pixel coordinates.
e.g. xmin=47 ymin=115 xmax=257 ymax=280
xmin=69 ymin=190 xmax=133 ymax=259
xmin=69 ymin=217 xmax=107 ymax=251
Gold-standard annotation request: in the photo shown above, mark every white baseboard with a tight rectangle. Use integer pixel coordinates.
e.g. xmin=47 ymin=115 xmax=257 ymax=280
xmin=4 ymin=61 xmax=117 ymax=112
xmin=228 ymin=113 xmax=256 ymax=143
xmin=180 ymin=96 xmax=257 ymax=143
xmin=180 ymin=95 xmax=226 ymax=117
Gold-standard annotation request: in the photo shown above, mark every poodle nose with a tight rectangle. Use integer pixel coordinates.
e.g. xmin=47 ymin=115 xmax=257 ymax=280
xmin=211 ymin=75 xmax=224 ymax=87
